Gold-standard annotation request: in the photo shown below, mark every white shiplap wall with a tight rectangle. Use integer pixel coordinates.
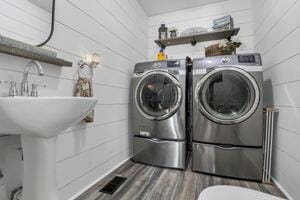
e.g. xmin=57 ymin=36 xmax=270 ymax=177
xmin=253 ymin=0 xmax=300 ymax=199
xmin=0 ymin=0 xmax=148 ymax=199
xmin=0 ymin=0 xmax=51 ymax=45
xmin=148 ymin=0 xmax=254 ymax=60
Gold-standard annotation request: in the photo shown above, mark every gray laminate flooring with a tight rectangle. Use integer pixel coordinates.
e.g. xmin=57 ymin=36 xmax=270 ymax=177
xmin=76 ymin=159 xmax=286 ymax=200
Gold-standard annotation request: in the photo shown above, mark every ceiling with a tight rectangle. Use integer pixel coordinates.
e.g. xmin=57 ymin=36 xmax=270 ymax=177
xmin=137 ymin=0 xmax=225 ymax=16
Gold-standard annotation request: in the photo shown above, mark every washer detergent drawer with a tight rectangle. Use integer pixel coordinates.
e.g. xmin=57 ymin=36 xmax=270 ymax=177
xmin=133 ymin=137 xmax=186 ymax=169
xmin=192 ymin=142 xmax=263 ymax=181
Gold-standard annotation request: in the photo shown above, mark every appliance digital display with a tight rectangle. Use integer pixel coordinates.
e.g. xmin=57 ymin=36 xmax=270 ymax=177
xmin=167 ymin=61 xmax=180 ymax=68
xmin=238 ymin=55 xmax=256 ymax=63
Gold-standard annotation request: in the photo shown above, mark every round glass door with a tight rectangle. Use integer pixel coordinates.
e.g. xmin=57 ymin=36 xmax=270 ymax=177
xmin=135 ymin=71 xmax=183 ymax=120
xmin=195 ymin=67 xmax=260 ymax=124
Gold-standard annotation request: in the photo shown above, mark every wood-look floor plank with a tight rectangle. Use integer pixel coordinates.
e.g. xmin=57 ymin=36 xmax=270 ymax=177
xmin=76 ymin=159 xmax=286 ymax=200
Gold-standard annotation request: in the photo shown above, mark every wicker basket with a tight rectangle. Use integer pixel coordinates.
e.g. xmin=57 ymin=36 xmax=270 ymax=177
xmin=205 ymin=44 xmax=223 ymax=57
xmin=205 ymin=43 xmax=236 ymax=57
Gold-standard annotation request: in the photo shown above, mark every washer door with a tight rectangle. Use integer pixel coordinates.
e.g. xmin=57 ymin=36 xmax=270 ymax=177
xmin=135 ymin=71 xmax=183 ymax=120
xmin=195 ymin=67 xmax=260 ymax=124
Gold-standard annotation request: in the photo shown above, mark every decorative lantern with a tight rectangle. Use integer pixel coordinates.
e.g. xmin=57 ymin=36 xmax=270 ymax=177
xmin=159 ymin=24 xmax=168 ymax=40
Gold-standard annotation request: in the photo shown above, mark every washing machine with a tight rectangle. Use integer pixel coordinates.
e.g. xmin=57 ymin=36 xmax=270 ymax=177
xmin=192 ymin=54 xmax=264 ymax=180
xmin=132 ymin=59 xmax=187 ymax=169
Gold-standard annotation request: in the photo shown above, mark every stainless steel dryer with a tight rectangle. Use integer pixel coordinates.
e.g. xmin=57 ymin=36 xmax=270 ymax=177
xmin=132 ymin=59 xmax=187 ymax=169
xmin=192 ymin=54 xmax=264 ymax=180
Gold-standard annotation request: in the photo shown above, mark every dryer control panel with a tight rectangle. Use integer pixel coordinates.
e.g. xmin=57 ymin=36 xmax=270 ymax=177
xmin=193 ymin=53 xmax=262 ymax=70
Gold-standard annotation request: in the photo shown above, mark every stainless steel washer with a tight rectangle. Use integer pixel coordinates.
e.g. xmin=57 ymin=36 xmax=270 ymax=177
xmin=192 ymin=54 xmax=264 ymax=180
xmin=132 ymin=60 xmax=187 ymax=169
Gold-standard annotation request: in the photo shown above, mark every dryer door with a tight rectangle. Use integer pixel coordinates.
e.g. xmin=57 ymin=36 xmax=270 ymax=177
xmin=195 ymin=67 xmax=260 ymax=125
xmin=135 ymin=71 xmax=183 ymax=121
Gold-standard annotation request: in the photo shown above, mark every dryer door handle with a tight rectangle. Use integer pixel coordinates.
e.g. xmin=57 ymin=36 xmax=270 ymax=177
xmin=149 ymin=138 xmax=167 ymax=143
xmin=147 ymin=138 xmax=182 ymax=143
xmin=215 ymin=145 xmax=239 ymax=150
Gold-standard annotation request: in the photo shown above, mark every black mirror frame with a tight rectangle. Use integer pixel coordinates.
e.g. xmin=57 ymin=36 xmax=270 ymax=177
xmin=36 ymin=0 xmax=55 ymax=47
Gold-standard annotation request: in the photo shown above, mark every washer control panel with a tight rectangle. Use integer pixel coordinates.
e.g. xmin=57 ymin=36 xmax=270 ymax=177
xmin=238 ymin=55 xmax=256 ymax=63
xmin=134 ymin=59 xmax=185 ymax=73
xmin=221 ymin=57 xmax=231 ymax=64
xmin=151 ymin=60 xmax=181 ymax=68
xmin=167 ymin=60 xmax=181 ymax=68
xmin=152 ymin=62 xmax=161 ymax=69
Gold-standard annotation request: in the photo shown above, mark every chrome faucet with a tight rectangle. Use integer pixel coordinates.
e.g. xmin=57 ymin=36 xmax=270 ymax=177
xmin=21 ymin=61 xmax=44 ymax=96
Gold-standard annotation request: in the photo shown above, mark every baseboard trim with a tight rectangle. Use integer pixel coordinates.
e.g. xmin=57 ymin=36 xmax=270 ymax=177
xmin=271 ymin=177 xmax=294 ymax=200
xmin=68 ymin=157 xmax=131 ymax=200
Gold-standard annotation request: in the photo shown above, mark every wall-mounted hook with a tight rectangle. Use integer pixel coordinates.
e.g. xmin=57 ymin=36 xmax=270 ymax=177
xmin=78 ymin=53 xmax=101 ymax=69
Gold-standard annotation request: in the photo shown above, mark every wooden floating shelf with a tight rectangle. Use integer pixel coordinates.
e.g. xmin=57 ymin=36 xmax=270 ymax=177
xmin=155 ymin=28 xmax=240 ymax=48
xmin=0 ymin=43 xmax=72 ymax=67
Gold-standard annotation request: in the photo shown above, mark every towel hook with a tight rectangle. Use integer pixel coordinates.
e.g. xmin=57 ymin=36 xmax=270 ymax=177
xmin=77 ymin=61 xmax=94 ymax=79
xmin=77 ymin=53 xmax=101 ymax=79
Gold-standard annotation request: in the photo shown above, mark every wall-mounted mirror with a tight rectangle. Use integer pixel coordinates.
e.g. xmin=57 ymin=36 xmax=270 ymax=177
xmin=0 ymin=0 xmax=55 ymax=46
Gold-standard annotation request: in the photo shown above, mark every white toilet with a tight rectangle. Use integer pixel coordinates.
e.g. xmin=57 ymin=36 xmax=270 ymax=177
xmin=198 ymin=186 xmax=286 ymax=200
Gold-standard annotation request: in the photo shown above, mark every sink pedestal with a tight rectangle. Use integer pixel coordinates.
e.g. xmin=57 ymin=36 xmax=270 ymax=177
xmin=0 ymin=96 xmax=98 ymax=200
xmin=21 ymin=135 xmax=58 ymax=200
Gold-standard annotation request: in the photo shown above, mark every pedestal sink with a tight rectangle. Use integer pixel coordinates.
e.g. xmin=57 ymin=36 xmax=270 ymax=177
xmin=0 ymin=97 xmax=98 ymax=200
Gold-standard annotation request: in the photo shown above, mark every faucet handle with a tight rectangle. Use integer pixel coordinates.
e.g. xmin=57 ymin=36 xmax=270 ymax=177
xmin=0 ymin=80 xmax=18 ymax=97
xmin=30 ymin=83 xmax=46 ymax=97
xmin=9 ymin=81 xmax=18 ymax=97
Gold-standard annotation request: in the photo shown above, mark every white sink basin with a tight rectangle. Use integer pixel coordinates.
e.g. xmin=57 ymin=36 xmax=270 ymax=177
xmin=0 ymin=96 xmax=97 ymax=200
xmin=0 ymin=96 xmax=97 ymax=137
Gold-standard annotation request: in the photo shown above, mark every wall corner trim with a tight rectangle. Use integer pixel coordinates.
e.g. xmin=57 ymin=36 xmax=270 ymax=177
xmin=271 ymin=177 xmax=294 ymax=200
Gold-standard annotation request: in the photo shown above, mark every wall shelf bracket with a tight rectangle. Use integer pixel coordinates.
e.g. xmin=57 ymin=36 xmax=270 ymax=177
xmin=191 ymin=37 xmax=197 ymax=46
